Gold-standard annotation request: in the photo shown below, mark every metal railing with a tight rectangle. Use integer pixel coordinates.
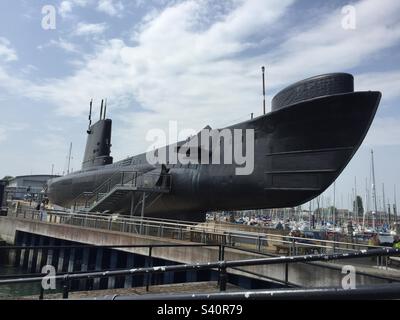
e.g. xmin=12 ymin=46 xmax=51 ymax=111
xmin=0 ymin=246 xmax=399 ymax=299
xmin=72 ymin=170 xmax=171 ymax=210
xmin=9 ymin=206 xmax=393 ymax=269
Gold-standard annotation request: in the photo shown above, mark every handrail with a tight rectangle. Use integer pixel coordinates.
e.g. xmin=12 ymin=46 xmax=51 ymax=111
xmin=0 ymin=247 xmax=398 ymax=286
xmin=11 ymin=208 xmax=387 ymax=255
xmin=71 ymin=170 xmax=126 ymax=205
xmin=72 ymin=170 xmax=171 ymax=210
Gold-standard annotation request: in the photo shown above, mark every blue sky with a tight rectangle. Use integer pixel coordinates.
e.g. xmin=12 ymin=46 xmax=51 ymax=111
xmin=0 ymin=0 xmax=399 ymax=211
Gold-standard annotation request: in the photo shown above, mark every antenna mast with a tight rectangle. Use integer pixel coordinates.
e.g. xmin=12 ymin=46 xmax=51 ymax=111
xmin=104 ymin=99 xmax=107 ymax=119
xmin=87 ymin=99 xmax=93 ymax=134
xmin=262 ymin=66 xmax=266 ymax=115
xmin=100 ymin=99 xmax=104 ymax=120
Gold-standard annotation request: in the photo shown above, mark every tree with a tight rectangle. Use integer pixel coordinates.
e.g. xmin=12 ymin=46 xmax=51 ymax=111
xmin=353 ymin=195 xmax=364 ymax=217
xmin=1 ymin=176 xmax=14 ymax=186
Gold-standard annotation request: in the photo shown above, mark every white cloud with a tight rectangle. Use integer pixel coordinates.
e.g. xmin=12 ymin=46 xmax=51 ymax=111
xmin=0 ymin=126 xmax=6 ymax=143
xmin=357 ymin=70 xmax=400 ymax=104
xmin=364 ymin=117 xmax=400 ymax=146
xmin=59 ymin=1 xmax=73 ymax=17
xmin=0 ymin=123 xmax=28 ymax=145
xmin=38 ymin=38 xmax=79 ymax=53
xmin=59 ymin=0 xmax=91 ymax=18
xmin=0 ymin=37 xmax=17 ymax=62
xmin=1 ymin=0 xmax=400 ymax=157
xmin=74 ymin=22 xmax=108 ymax=36
xmin=97 ymin=0 xmax=124 ymax=17
xmin=261 ymin=0 xmax=400 ymax=89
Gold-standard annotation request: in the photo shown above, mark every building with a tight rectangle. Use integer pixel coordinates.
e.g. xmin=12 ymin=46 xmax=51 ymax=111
xmin=6 ymin=175 xmax=60 ymax=200
xmin=0 ymin=180 xmax=6 ymax=213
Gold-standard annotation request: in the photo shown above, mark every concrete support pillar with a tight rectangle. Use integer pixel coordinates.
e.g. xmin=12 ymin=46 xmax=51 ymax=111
xmin=68 ymin=248 xmax=76 ymax=273
xmin=57 ymin=243 xmax=65 ymax=273
xmin=107 ymin=250 xmax=118 ymax=289
xmin=8 ymin=246 xmax=17 ymax=266
xmin=46 ymin=238 xmax=55 ymax=267
xmin=35 ymin=236 xmax=45 ymax=273
xmin=19 ymin=232 xmax=28 ymax=268
xmin=93 ymin=248 xmax=103 ymax=290
xmin=27 ymin=234 xmax=36 ymax=272
xmin=124 ymin=254 xmax=134 ymax=288
xmin=80 ymin=248 xmax=90 ymax=290
xmin=12 ymin=233 xmax=22 ymax=267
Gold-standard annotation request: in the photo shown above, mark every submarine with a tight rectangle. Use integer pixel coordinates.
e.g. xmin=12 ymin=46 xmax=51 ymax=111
xmin=47 ymin=73 xmax=381 ymax=222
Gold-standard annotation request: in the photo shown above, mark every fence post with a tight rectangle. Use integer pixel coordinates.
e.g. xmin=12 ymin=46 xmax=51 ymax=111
xmin=219 ymin=265 xmax=227 ymax=291
xmin=291 ymin=238 xmax=295 ymax=256
xmin=285 ymin=263 xmax=289 ymax=285
xmin=257 ymin=236 xmax=261 ymax=252
xmin=146 ymin=246 xmax=153 ymax=292
xmin=62 ymin=277 xmax=70 ymax=299
xmin=39 ymin=286 xmax=44 ymax=300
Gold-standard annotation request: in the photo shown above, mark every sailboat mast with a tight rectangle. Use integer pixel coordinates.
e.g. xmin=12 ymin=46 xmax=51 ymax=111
xmin=382 ymin=183 xmax=386 ymax=227
xmin=333 ymin=181 xmax=336 ymax=226
xmin=67 ymin=142 xmax=72 ymax=175
xmin=371 ymin=149 xmax=378 ymax=230
xmin=363 ymin=177 xmax=367 ymax=230
xmin=395 ymin=184 xmax=398 ymax=222
xmin=354 ymin=177 xmax=358 ymax=226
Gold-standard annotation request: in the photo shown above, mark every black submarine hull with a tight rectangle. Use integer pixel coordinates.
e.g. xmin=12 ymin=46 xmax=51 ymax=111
xmin=47 ymin=74 xmax=381 ymax=222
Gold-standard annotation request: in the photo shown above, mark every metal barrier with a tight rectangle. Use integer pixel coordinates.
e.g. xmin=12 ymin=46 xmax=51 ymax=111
xmin=0 ymin=247 xmax=399 ymax=299
xmin=0 ymin=243 xmax=222 ymax=299
xmin=102 ymin=282 xmax=400 ymax=300
xmin=10 ymin=206 xmax=388 ymax=265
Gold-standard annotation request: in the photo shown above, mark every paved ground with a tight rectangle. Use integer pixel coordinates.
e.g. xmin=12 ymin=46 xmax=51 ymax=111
xmin=13 ymin=281 xmax=241 ymax=300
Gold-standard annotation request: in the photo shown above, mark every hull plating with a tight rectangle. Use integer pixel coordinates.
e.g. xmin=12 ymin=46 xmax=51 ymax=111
xmin=47 ymin=91 xmax=381 ymax=222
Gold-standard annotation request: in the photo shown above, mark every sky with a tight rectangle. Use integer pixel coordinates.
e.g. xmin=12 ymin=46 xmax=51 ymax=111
xmin=0 ymin=0 xmax=399 ymax=211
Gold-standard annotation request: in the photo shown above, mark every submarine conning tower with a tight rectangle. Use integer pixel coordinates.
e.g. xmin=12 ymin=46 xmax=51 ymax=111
xmin=271 ymin=73 xmax=354 ymax=111
xmin=82 ymin=99 xmax=113 ymax=169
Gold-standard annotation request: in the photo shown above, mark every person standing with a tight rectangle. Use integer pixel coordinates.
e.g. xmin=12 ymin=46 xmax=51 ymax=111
xmin=39 ymin=200 xmax=47 ymax=221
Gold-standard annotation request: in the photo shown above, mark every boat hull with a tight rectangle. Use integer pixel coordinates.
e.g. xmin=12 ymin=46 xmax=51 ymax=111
xmin=47 ymin=91 xmax=381 ymax=222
